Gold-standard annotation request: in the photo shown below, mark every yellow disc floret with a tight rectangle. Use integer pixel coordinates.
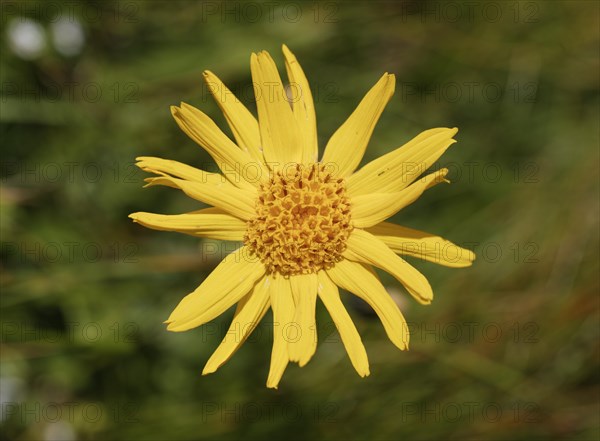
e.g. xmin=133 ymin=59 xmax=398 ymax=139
xmin=245 ymin=163 xmax=353 ymax=276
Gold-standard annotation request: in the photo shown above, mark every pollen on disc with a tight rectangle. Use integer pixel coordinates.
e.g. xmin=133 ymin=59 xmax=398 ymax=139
xmin=244 ymin=163 xmax=353 ymax=277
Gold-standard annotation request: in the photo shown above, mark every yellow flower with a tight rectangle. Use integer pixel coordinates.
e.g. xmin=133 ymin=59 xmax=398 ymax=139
xmin=130 ymin=45 xmax=475 ymax=388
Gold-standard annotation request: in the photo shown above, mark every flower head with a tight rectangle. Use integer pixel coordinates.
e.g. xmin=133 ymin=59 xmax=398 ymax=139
xmin=245 ymin=163 xmax=353 ymax=276
xmin=130 ymin=45 xmax=475 ymax=388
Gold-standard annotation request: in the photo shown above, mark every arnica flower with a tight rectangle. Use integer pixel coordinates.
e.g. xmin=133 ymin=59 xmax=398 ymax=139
xmin=130 ymin=45 xmax=475 ymax=388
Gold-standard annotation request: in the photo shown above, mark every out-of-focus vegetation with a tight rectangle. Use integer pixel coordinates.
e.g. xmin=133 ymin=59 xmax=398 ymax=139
xmin=1 ymin=1 xmax=598 ymax=440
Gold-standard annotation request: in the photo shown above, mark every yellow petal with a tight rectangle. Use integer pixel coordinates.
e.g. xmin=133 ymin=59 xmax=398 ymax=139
xmin=343 ymin=229 xmax=433 ymax=304
xmin=171 ymin=103 xmax=266 ymax=188
xmin=136 ymin=156 xmax=226 ymax=185
xmin=351 ymin=169 xmax=448 ymax=228
xmin=267 ymin=275 xmax=295 ymax=389
xmin=166 ymin=247 xmax=266 ymax=332
xmin=202 ymin=70 xmax=264 ymax=165
xmin=317 ymin=271 xmax=370 ymax=377
xmin=288 ymin=273 xmax=318 ymax=366
xmin=347 ymin=128 xmax=458 ymax=196
xmin=282 ymin=45 xmax=318 ymax=164
xmin=203 ymin=276 xmax=271 ymax=375
xmin=143 ymin=174 xmax=256 ymax=220
xmin=251 ymin=51 xmax=303 ymax=167
xmin=327 ymin=260 xmax=409 ymax=350
xmin=321 ymin=73 xmax=395 ymax=177
xmin=366 ymin=222 xmax=476 ymax=268
xmin=128 ymin=208 xmax=246 ymax=241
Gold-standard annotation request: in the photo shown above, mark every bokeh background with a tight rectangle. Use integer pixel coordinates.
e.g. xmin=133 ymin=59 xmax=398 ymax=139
xmin=1 ymin=1 xmax=599 ymax=440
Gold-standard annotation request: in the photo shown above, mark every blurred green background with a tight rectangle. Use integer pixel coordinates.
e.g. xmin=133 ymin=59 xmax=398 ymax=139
xmin=1 ymin=1 xmax=598 ymax=440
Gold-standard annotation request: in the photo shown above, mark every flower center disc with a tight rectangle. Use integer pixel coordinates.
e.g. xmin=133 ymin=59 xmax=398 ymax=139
xmin=245 ymin=164 xmax=353 ymax=276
